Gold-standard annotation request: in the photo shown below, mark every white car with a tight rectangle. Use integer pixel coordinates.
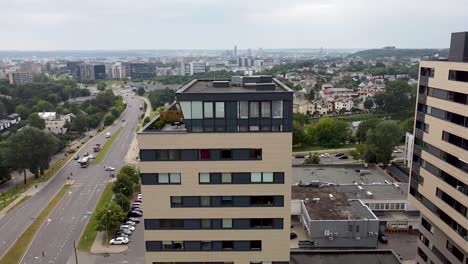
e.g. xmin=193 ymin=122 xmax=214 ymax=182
xmin=119 ymin=228 xmax=132 ymax=235
xmin=104 ymin=166 xmax=115 ymax=171
xmin=137 ymin=193 xmax=142 ymax=199
xmin=120 ymin=225 xmax=135 ymax=231
xmin=125 ymin=220 xmax=136 ymax=226
xmin=320 ymin=153 xmax=330 ymax=158
xmin=87 ymin=154 xmax=95 ymax=159
xmin=105 ymin=132 xmax=111 ymax=138
xmin=110 ymin=237 xmax=129 ymax=245
xmin=393 ymin=149 xmax=403 ymax=153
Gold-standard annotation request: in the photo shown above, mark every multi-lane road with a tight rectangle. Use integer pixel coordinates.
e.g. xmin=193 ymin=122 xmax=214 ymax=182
xmin=0 ymin=90 xmax=142 ymax=264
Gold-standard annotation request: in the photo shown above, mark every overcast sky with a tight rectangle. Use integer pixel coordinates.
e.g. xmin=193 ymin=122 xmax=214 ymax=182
xmin=1 ymin=0 xmax=468 ymax=50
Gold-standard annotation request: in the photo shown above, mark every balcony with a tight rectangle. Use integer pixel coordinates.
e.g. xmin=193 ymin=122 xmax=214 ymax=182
xmin=142 ymin=104 xmax=187 ymax=133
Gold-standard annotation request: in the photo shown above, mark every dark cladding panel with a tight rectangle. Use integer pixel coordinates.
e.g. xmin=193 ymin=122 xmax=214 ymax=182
xmin=449 ymin=32 xmax=468 ymax=62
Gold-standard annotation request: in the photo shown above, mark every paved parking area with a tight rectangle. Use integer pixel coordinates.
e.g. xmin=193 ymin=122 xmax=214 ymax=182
xmin=378 ymin=232 xmax=418 ymax=261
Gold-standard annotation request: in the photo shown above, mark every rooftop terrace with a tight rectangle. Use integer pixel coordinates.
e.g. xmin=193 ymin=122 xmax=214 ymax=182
xmin=292 ymin=186 xmax=376 ymax=220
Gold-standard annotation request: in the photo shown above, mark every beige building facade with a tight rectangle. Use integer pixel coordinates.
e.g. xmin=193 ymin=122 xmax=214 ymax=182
xmin=138 ymin=76 xmax=293 ymax=264
xmin=409 ymin=32 xmax=467 ymax=264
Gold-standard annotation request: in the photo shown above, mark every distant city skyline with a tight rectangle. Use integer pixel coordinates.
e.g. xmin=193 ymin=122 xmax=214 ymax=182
xmin=1 ymin=0 xmax=467 ymax=50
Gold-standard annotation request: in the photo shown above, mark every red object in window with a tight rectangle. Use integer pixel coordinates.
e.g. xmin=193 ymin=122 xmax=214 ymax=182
xmin=200 ymin=149 xmax=210 ymax=160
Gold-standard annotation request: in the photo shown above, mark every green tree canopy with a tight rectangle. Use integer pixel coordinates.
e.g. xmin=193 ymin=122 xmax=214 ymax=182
xmin=303 ymin=153 xmax=320 ymax=164
xmin=114 ymin=193 xmax=130 ymax=212
xmin=137 ymin=87 xmax=145 ymax=96
xmin=356 ymin=118 xmax=381 ymax=143
xmin=148 ymin=88 xmax=175 ymax=108
xmin=28 ymin=112 xmax=46 ymax=129
xmin=119 ymin=165 xmax=139 ymax=184
xmin=363 ymin=98 xmax=374 ymax=109
xmin=366 ymin=120 xmax=402 ymax=164
xmin=95 ymin=201 xmax=126 ymax=232
xmin=104 ymin=115 xmax=115 ymax=126
xmin=373 ymin=80 xmax=416 ymax=118
xmin=2 ymin=127 xmax=60 ymax=180
xmin=97 ymin=81 xmax=107 ymax=91
xmin=113 ymin=173 xmax=134 ymax=197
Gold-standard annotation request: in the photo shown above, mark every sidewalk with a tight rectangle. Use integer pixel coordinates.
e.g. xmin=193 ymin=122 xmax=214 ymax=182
xmin=90 ymin=231 xmax=127 ymax=254
xmin=0 ymin=128 xmax=99 ymax=195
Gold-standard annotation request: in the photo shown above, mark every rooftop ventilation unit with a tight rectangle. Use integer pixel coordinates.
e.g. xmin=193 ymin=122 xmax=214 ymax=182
xmin=366 ymin=191 xmax=373 ymax=197
xmin=312 ymin=198 xmax=320 ymax=202
xmin=357 ymin=186 xmax=364 ymax=191
xmin=393 ymin=182 xmax=400 ymax=189
xmin=328 ymin=194 xmax=335 ymax=201
xmin=212 ymin=81 xmax=230 ymax=88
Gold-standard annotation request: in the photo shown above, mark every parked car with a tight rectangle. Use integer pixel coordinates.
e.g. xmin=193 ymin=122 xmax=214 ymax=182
xmin=125 ymin=217 xmax=140 ymax=223
xmin=378 ymin=232 xmax=388 ymax=244
xmin=113 ymin=231 xmax=128 ymax=238
xmin=125 ymin=220 xmax=136 ymax=226
xmin=110 ymin=237 xmax=129 ymax=245
xmin=120 ymin=225 xmax=135 ymax=231
xmin=128 ymin=211 xmax=142 ymax=217
xmin=295 ymin=154 xmax=305 ymax=159
xmin=137 ymin=193 xmax=142 ymax=199
xmin=290 ymin=232 xmax=298 ymax=239
xmin=74 ymin=155 xmax=80 ymax=161
xmin=83 ymin=152 xmax=89 ymax=157
xmin=104 ymin=166 xmax=115 ymax=171
xmin=133 ymin=201 xmax=142 ymax=205
xmin=338 ymin=155 xmax=349 ymax=160
xmin=119 ymin=228 xmax=132 ymax=235
xmin=335 ymin=153 xmax=345 ymax=157
xmin=320 ymin=153 xmax=330 ymax=158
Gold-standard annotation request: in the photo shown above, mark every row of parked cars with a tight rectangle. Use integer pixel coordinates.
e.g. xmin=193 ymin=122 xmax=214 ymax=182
xmin=109 ymin=193 xmax=143 ymax=245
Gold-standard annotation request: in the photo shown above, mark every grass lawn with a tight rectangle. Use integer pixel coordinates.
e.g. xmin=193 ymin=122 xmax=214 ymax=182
xmin=5 ymin=196 xmax=31 ymax=214
xmin=0 ymin=184 xmax=71 ymax=264
xmin=92 ymin=127 xmax=123 ymax=165
xmin=77 ymin=183 xmax=113 ymax=251
xmin=293 ymin=143 xmax=357 ymax=153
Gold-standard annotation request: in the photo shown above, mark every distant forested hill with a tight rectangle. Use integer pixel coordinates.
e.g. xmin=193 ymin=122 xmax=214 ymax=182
xmin=349 ymin=48 xmax=449 ymax=59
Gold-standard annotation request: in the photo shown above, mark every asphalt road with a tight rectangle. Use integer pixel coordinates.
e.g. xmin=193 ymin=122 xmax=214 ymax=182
xmin=0 ymin=90 xmax=142 ymax=264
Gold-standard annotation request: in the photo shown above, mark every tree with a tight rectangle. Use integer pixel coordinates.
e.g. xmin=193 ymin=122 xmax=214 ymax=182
xmin=113 ymin=173 xmax=134 ymax=197
xmin=400 ymin=117 xmax=414 ymax=133
xmin=33 ymin=100 xmax=54 ymax=112
xmin=119 ymin=165 xmax=139 ymax=184
xmin=0 ymin=100 xmax=5 ymax=118
xmin=15 ymin=105 xmax=30 ymax=118
xmin=95 ymin=202 xmax=126 ymax=232
xmin=143 ymin=117 xmax=151 ymax=126
xmin=293 ymin=125 xmax=307 ymax=146
xmin=0 ymin=150 xmax=11 ymax=184
xmin=373 ymin=80 xmax=416 ymax=118
xmin=104 ymin=115 xmax=115 ymax=126
xmin=28 ymin=113 xmax=46 ymax=129
xmin=366 ymin=121 xmax=402 ymax=164
xmin=348 ymin=144 xmax=367 ymax=164
xmin=97 ymin=81 xmax=107 ymax=91
xmin=69 ymin=115 xmax=88 ymax=133
xmin=148 ymin=88 xmax=175 ymax=108
xmin=307 ymin=89 xmax=315 ymax=100
xmin=114 ymin=193 xmax=130 ymax=212
xmin=137 ymin=87 xmax=145 ymax=96
xmin=303 ymin=153 xmax=320 ymax=164
xmin=312 ymin=118 xmax=350 ymax=148
xmin=2 ymin=127 xmax=60 ymax=182
xmin=363 ymin=98 xmax=374 ymax=109
xmin=356 ymin=118 xmax=381 ymax=143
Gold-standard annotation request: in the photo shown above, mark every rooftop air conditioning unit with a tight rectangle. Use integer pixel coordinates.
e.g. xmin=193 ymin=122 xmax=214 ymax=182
xmin=366 ymin=191 xmax=373 ymax=197
xmin=312 ymin=198 xmax=320 ymax=202
xmin=356 ymin=237 xmax=361 ymax=240
xmin=328 ymin=194 xmax=335 ymax=201
xmin=393 ymin=182 xmax=400 ymax=189
xmin=357 ymin=186 xmax=364 ymax=191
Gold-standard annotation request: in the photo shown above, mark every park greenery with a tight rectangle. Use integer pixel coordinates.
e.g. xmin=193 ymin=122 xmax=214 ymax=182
xmin=148 ymin=88 xmax=176 ymax=109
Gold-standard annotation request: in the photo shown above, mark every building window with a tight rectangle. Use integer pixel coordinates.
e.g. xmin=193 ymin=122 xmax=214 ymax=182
xmin=162 ymin=241 xmax=184 ymax=251
xmin=200 ymin=149 xmax=210 ymax=160
xmin=200 ymin=173 xmax=210 ymax=183
xmin=201 ymin=241 xmax=212 ymax=251
xmin=272 ymin=101 xmax=283 ymax=118
xmin=222 ymin=241 xmax=233 ymax=250
xmin=191 ymin=101 xmax=203 ymax=119
xmin=201 ymin=219 xmax=211 ymax=229
xmin=251 ymin=172 xmax=262 ymax=183
xmin=200 ymin=196 xmax=211 ymax=207
xmin=215 ymin=102 xmax=225 ymax=118
xmin=239 ymin=101 xmax=248 ymax=119
xmin=222 ymin=219 xmax=232 ymax=229
xmin=448 ymin=70 xmax=468 ymax=82
xmin=250 ymin=102 xmax=260 ymax=118
xmin=221 ymin=150 xmax=232 ymax=160
xmin=204 ymin=102 xmax=213 ymax=118
xmin=446 ymin=240 xmax=464 ymax=262
xmin=222 ymin=196 xmax=233 ymax=206
xmin=250 ymin=172 xmax=273 ymax=183
xmin=158 ymin=173 xmax=169 ymax=183
xmin=179 ymin=101 xmax=192 ymax=119
xmin=221 ymin=173 xmax=232 ymax=183
xmin=261 ymin=101 xmax=271 ymax=117
xmin=250 ymin=241 xmax=262 ymax=250
xmin=249 ymin=125 xmax=259 ymax=131
xmin=171 ymin=196 xmax=182 ymax=207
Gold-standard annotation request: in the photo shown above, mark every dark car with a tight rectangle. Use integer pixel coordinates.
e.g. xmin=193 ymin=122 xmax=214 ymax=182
xmin=338 ymin=155 xmax=349 ymax=160
xmin=378 ymin=232 xmax=388 ymax=244
xmin=290 ymin=232 xmax=298 ymax=239
xmin=124 ymin=217 xmax=140 ymax=223
xmin=113 ymin=231 xmax=129 ymax=238
xmin=128 ymin=211 xmax=143 ymax=217
xmin=335 ymin=153 xmax=345 ymax=157
xmin=74 ymin=155 xmax=80 ymax=160
xmin=295 ymin=154 xmax=305 ymax=159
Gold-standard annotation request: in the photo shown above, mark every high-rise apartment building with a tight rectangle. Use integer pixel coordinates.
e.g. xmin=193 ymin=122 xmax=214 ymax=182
xmin=409 ymin=32 xmax=468 ymax=264
xmin=129 ymin=63 xmax=157 ymax=79
xmin=8 ymin=72 xmax=33 ymax=85
xmin=180 ymin=62 xmax=207 ymax=76
xmin=138 ymin=75 xmax=293 ymax=264
xmin=79 ymin=63 xmax=106 ymax=81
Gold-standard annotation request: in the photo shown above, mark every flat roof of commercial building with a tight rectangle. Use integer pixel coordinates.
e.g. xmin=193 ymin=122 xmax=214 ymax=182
xmin=292 ymin=186 xmax=376 ymax=220
xmin=336 ymin=184 xmax=408 ymax=200
xmin=290 ymin=250 xmax=401 ymax=264
xmin=292 ymin=164 xmax=396 ymax=186
xmin=177 ymin=78 xmax=293 ymax=94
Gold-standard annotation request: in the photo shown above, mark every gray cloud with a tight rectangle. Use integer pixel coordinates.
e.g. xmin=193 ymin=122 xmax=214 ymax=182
xmin=0 ymin=0 xmax=467 ymax=50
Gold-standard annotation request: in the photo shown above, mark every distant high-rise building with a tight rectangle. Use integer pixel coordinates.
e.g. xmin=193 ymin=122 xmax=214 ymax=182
xmin=79 ymin=63 xmax=106 ymax=81
xmin=93 ymin=64 xmax=106 ymax=80
xmin=180 ymin=62 xmax=206 ymax=76
xmin=234 ymin=45 xmax=238 ymax=58
xmin=18 ymin=62 xmax=42 ymax=74
xmin=129 ymin=63 xmax=157 ymax=79
xmin=247 ymin=48 xmax=252 ymax=57
xmin=8 ymin=72 xmax=33 ymax=85
xmin=409 ymin=32 xmax=468 ymax=264
xmin=238 ymin=57 xmax=253 ymax=67
xmin=66 ymin=61 xmax=82 ymax=80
